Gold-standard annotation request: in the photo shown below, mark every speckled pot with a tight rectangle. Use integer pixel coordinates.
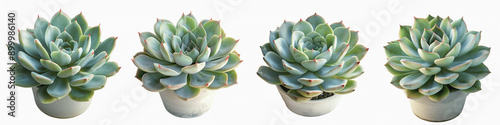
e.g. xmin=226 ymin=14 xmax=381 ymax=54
xmin=277 ymin=86 xmax=342 ymax=117
xmin=32 ymin=87 xmax=91 ymax=118
xmin=159 ymin=88 xmax=215 ymax=118
xmin=409 ymin=90 xmax=469 ymax=122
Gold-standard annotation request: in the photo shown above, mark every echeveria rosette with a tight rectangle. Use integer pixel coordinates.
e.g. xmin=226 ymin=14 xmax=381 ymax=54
xmin=13 ymin=11 xmax=120 ymax=104
xmin=257 ymin=14 xmax=368 ymax=102
xmin=384 ymin=15 xmax=491 ymax=102
xmin=133 ymin=13 xmax=241 ymax=100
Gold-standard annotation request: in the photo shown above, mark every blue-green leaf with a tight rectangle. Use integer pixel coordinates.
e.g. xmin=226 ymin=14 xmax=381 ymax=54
xmin=47 ymin=78 xmax=71 ymax=99
xmin=79 ymin=75 xmax=107 ymax=91
xmin=279 ymin=75 xmax=303 ymax=89
xmin=141 ymin=73 xmax=166 ymax=92
xmin=257 ymin=66 xmax=287 ymax=85
xmin=160 ymin=73 xmax=188 ymax=90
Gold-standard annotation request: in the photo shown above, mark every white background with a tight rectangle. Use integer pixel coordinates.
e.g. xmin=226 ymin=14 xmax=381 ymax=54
xmin=1 ymin=0 xmax=499 ymax=125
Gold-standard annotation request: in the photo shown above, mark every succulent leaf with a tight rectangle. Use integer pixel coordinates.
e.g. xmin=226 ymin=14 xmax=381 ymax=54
xmin=37 ymin=86 xmax=57 ymax=104
xmin=69 ymin=87 xmax=94 ymax=102
xmin=78 ymin=75 xmax=107 ymax=91
xmin=257 ymin=66 xmax=287 ymax=85
xmin=46 ymin=78 xmax=71 ymax=99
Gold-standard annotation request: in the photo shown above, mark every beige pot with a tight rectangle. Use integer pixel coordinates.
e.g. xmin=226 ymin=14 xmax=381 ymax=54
xmin=32 ymin=87 xmax=91 ymax=118
xmin=277 ymin=86 xmax=342 ymax=117
xmin=159 ymin=88 xmax=215 ymax=118
xmin=409 ymin=90 xmax=469 ymax=122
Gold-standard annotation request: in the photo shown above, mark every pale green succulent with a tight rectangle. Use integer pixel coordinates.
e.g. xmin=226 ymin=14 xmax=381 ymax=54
xmin=133 ymin=13 xmax=241 ymax=100
xmin=257 ymin=14 xmax=368 ymax=102
xmin=385 ymin=15 xmax=491 ymax=101
xmin=13 ymin=11 xmax=120 ymax=104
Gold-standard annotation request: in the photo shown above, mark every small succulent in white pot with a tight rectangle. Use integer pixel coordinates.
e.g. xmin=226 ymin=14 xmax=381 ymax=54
xmin=384 ymin=15 xmax=490 ymax=122
xmin=13 ymin=11 xmax=120 ymax=118
xmin=257 ymin=13 xmax=368 ymax=117
xmin=133 ymin=13 xmax=241 ymax=118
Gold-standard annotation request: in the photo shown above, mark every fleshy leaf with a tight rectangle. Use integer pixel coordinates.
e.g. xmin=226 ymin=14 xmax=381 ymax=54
xmin=57 ymin=66 xmax=81 ymax=78
xmin=293 ymin=20 xmax=313 ymax=35
xmin=173 ymin=52 xmax=193 ymax=66
xmin=141 ymin=73 xmax=166 ymax=92
xmin=182 ymin=62 xmax=205 ymax=74
xmin=464 ymin=64 xmax=490 ymax=80
xmin=90 ymin=62 xmax=120 ymax=77
xmin=37 ymin=86 xmax=57 ymax=104
xmin=257 ymin=66 xmax=287 ymax=85
xmin=31 ymin=72 xmax=57 ymax=85
xmin=264 ymin=52 xmax=286 ymax=72
xmin=204 ymin=55 xmax=229 ymax=71
xmin=398 ymin=37 xmax=419 ymax=57
xmin=40 ymin=59 xmax=61 ymax=72
xmin=214 ymin=53 xmax=242 ymax=73
xmin=435 ymin=70 xmax=459 ymax=84
xmin=51 ymin=51 xmax=72 ymax=66
xmin=18 ymin=51 xmax=44 ymax=72
xmin=399 ymin=71 xmax=430 ymax=90
xmin=79 ymin=75 xmax=107 ymax=91
xmin=174 ymin=85 xmax=201 ymax=100
xmin=279 ymin=75 xmax=303 ymax=89
xmin=320 ymin=77 xmax=347 ymax=93
xmin=297 ymin=86 xmax=322 ymax=97
xmin=333 ymin=27 xmax=350 ymax=44
xmin=95 ymin=37 xmax=117 ymax=56
xmin=34 ymin=39 xmax=50 ymax=60
xmin=450 ymin=72 xmax=477 ymax=90
xmin=272 ymin=38 xmax=294 ymax=62
xmin=418 ymin=67 xmax=441 ymax=75
xmin=317 ymin=63 xmax=343 ymax=77
xmin=154 ymin=63 xmax=182 ymax=76
xmin=447 ymin=60 xmax=473 ymax=72
xmin=462 ymin=80 xmax=481 ymax=93
xmin=47 ymin=78 xmax=71 ymax=99
xmin=189 ymin=72 xmax=215 ymax=88
xmin=50 ymin=11 xmax=71 ymax=32
xmin=418 ymin=80 xmax=443 ymax=96
xmin=300 ymin=59 xmax=327 ymax=71
xmin=335 ymin=80 xmax=357 ymax=94
xmin=69 ymin=87 xmax=94 ymax=102
xmin=160 ymin=73 xmax=188 ymax=90
xmin=65 ymin=21 xmax=83 ymax=41
xmin=418 ymin=49 xmax=439 ymax=62
xmin=83 ymin=26 xmax=101 ymax=51
xmin=205 ymin=71 xmax=228 ymax=89
xmin=297 ymin=72 xmax=324 ymax=86
xmin=428 ymin=85 xmax=450 ymax=102
xmin=314 ymin=23 xmax=333 ymax=37
xmin=405 ymin=89 xmax=424 ymax=99
xmin=282 ymin=59 xmax=307 ymax=75
xmin=68 ymin=72 xmax=94 ymax=86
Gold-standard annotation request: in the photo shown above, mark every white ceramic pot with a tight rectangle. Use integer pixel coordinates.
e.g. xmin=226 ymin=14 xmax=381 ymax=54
xmin=32 ymin=87 xmax=91 ymax=118
xmin=277 ymin=86 xmax=342 ymax=117
xmin=409 ymin=90 xmax=469 ymax=122
xmin=159 ymin=88 xmax=215 ymax=118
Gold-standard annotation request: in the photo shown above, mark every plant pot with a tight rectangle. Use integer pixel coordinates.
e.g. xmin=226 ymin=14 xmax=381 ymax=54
xmin=409 ymin=90 xmax=469 ymax=122
xmin=277 ymin=86 xmax=342 ymax=117
xmin=159 ymin=88 xmax=215 ymax=118
xmin=32 ymin=87 xmax=91 ymax=118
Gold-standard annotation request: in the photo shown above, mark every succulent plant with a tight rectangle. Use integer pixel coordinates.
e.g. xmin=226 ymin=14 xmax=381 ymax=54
xmin=257 ymin=14 xmax=368 ymax=102
xmin=384 ymin=15 xmax=491 ymax=101
xmin=12 ymin=11 xmax=120 ymax=104
xmin=133 ymin=13 xmax=241 ymax=100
